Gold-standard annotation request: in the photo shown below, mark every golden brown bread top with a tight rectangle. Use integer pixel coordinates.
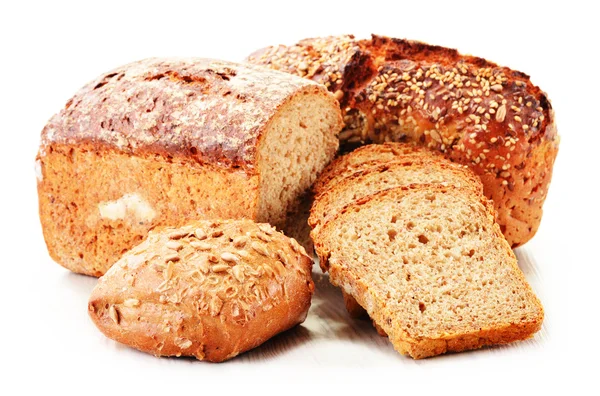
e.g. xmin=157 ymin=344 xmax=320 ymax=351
xmin=89 ymin=219 xmax=314 ymax=362
xmin=248 ymin=35 xmax=560 ymax=247
xmin=40 ymin=58 xmax=325 ymax=172
xmin=248 ymin=35 xmax=556 ymax=159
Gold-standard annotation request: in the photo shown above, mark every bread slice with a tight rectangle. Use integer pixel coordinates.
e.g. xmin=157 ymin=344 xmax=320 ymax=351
xmin=309 ymin=157 xmax=483 ymax=237
xmin=89 ymin=219 xmax=314 ymax=362
xmin=314 ymin=184 xmax=543 ymax=358
xmin=311 ymin=143 xmax=483 ymax=320
xmin=313 ymin=142 xmax=432 ymax=197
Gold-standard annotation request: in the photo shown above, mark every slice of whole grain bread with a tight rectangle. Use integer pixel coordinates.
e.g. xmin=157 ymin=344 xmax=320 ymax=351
xmin=314 ymin=184 xmax=543 ymax=359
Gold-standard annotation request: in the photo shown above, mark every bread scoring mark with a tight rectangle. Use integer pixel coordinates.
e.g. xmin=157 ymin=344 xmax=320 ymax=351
xmin=98 ymin=193 xmax=156 ymax=222
xmin=144 ymin=70 xmax=208 ymax=85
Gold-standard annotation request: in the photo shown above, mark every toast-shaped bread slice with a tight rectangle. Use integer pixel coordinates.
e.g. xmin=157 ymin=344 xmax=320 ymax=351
xmin=314 ymin=184 xmax=543 ymax=358
xmin=312 ymin=143 xmax=483 ymax=319
xmin=309 ymin=156 xmax=482 ymax=237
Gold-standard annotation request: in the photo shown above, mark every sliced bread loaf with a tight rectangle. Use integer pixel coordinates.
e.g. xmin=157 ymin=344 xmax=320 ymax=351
xmin=314 ymin=184 xmax=543 ymax=358
xmin=309 ymin=157 xmax=483 ymax=237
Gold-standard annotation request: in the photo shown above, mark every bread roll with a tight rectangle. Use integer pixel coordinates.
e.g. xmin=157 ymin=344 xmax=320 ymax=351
xmin=88 ymin=219 xmax=314 ymax=362
xmin=36 ymin=58 xmax=342 ymax=276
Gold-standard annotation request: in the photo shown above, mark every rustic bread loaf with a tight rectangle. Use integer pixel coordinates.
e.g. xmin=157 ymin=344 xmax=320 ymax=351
xmin=37 ymin=58 xmax=342 ymax=276
xmin=247 ymin=35 xmax=560 ymax=247
xmin=309 ymin=152 xmax=483 ymax=237
xmin=313 ymin=184 xmax=544 ymax=359
xmin=88 ymin=219 xmax=314 ymax=362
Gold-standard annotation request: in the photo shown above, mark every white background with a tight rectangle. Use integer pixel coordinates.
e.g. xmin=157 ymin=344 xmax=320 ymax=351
xmin=1 ymin=0 xmax=597 ymax=394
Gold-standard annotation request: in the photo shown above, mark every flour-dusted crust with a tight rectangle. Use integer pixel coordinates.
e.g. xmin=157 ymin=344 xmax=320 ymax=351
xmin=247 ymin=35 xmax=560 ymax=247
xmin=40 ymin=58 xmax=323 ymax=170
xmin=88 ymin=219 xmax=314 ymax=362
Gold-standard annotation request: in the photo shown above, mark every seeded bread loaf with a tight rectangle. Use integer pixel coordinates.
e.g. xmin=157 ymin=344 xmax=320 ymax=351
xmin=37 ymin=58 xmax=342 ymax=276
xmin=247 ymin=35 xmax=560 ymax=247
xmin=314 ymin=184 xmax=544 ymax=358
xmin=88 ymin=219 xmax=314 ymax=362
xmin=309 ymin=150 xmax=483 ymax=237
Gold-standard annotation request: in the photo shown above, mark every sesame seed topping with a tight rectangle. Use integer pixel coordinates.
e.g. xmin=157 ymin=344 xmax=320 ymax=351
xmin=496 ymin=105 xmax=507 ymax=122
xmin=249 ymin=35 xmax=551 ymax=185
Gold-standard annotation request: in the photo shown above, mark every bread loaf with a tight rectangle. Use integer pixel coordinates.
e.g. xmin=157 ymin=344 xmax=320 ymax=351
xmin=313 ymin=184 xmax=544 ymax=358
xmin=88 ymin=219 xmax=314 ymax=362
xmin=37 ymin=58 xmax=342 ymax=276
xmin=247 ymin=35 xmax=559 ymax=247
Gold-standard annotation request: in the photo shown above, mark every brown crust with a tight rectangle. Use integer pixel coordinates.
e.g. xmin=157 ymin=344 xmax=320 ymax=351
xmin=247 ymin=35 xmax=560 ymax=247
xmin=88 ymin=219 xmax=314 ymax=362
xmin=314 ymin=184 xmax=544 ymax=358
xmin=37 ymin=144 xmax=261 ymax=276
xmin=40 ymin=58 xmax=326 ymax=172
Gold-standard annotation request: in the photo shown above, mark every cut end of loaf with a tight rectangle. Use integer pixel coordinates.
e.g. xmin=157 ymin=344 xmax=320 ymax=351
xmin=257 ymin=88 xmax=341 ymax=226
xmin=318 ymin=185 xmax=543 ymax=358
